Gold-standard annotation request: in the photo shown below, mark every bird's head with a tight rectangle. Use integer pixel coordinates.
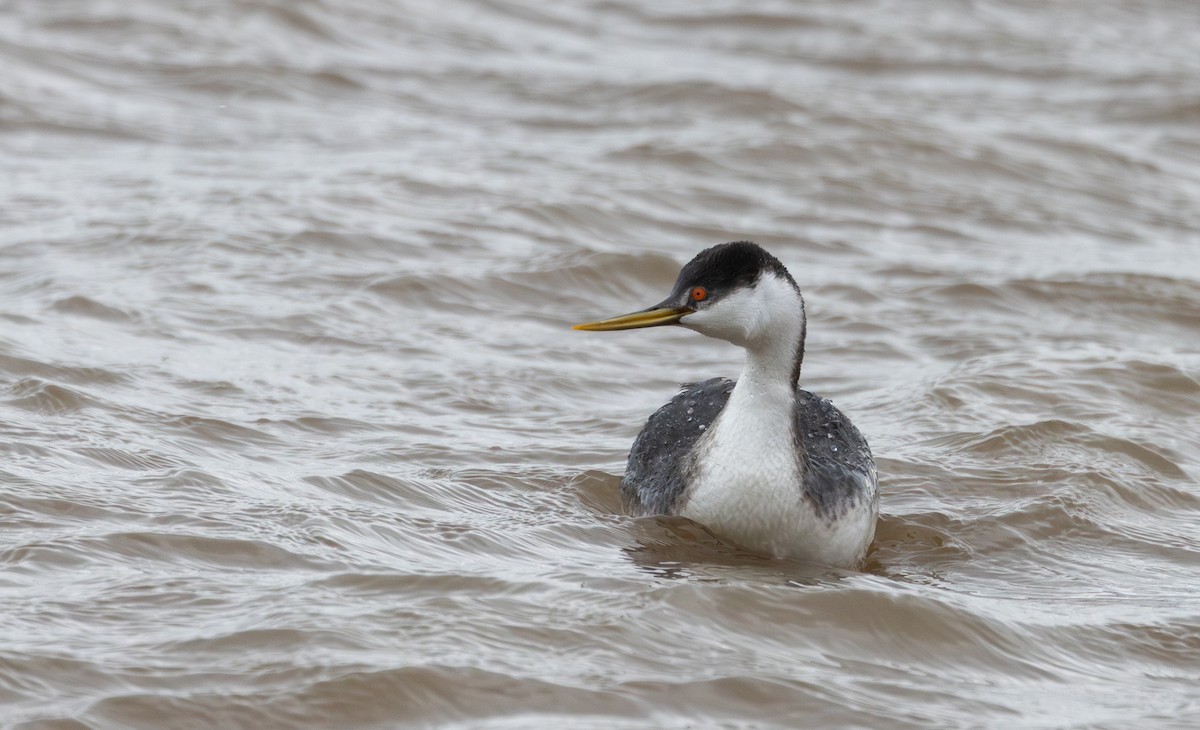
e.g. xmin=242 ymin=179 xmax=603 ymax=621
xmin=574 ymin=241 xmax=805 ymax=352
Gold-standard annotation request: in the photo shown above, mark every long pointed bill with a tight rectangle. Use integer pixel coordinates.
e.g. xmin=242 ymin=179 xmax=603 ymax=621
xmin=573 ymin=306 xmax=690 ymax=331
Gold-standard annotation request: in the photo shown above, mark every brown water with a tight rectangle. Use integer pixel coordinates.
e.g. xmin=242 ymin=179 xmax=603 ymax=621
xmin=3 ymin=1 xmax=1200 ymax=728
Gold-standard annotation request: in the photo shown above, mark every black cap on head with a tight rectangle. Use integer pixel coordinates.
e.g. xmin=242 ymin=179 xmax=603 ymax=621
xmin=668 ymin=241 xmax=798 ymax=301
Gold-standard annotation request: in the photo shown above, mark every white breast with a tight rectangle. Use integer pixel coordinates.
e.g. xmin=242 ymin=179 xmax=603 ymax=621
xmin=678 ymin=380 xmax=875 ymax=568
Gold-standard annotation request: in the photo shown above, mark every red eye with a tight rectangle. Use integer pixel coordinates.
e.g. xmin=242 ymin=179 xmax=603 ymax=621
xmin=690 ymin=286 xmax=707 ymax=302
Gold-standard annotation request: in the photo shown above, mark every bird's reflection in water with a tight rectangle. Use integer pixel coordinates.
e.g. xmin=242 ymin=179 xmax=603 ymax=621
xmin=620 ymin=512 xmax=964 ymax=588
xmin=621 ymin=515 xmax=850 ymax=586
xmin=576 ymin=469 xmax=955 ymax=586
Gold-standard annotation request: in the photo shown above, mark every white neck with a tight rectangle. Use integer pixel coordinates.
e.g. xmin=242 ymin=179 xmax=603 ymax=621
xmin=722 ymin=288 xmax=804 ymax=453
xmin=677 ymin=275 xmax=818 ymax=558
xmin=679 ymin=268 xmax=809 ymax=469
xmin=741 ymin=317 xmax=804 ymax=393
xmin=672 ymin=269 xmax=877 ymax=565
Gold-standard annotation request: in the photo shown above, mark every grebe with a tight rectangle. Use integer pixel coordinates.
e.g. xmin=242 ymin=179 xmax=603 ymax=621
xmin=574 ymin=242 xmax=878 ymax=568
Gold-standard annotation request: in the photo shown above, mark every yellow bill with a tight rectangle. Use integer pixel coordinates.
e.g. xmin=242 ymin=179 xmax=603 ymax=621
xmin=573 ymin=307 xmax=689 ymax=331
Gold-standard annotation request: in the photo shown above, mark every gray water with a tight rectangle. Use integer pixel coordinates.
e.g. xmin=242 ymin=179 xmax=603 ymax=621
xmin=2 ymin=1 xmax=1200 ymax=728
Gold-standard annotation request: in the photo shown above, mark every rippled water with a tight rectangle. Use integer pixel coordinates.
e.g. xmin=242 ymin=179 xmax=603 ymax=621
xmin=3 ymin=1 xmax=1200 ymax=728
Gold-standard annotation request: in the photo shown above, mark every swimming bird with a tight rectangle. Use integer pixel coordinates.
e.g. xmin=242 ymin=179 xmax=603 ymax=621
xmin=574 ymin=242 xmax=878 ymax=568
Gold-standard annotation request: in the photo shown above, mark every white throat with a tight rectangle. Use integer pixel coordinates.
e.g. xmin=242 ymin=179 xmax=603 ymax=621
xmin=681 ymin=272 xmax=806 ymax=390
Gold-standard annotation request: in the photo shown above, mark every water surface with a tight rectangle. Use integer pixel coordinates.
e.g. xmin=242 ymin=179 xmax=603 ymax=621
xmin=2 ymin=1 xmax=1200 ymax=728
